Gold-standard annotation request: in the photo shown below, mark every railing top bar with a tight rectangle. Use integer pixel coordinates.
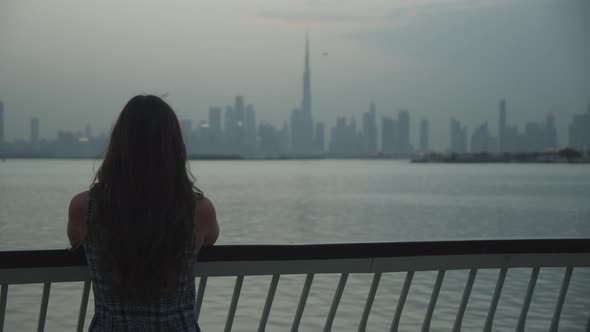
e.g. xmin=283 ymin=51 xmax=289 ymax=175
xmin=1 ymin=238 xmax=589 ymax=269
xmin=198 ymin=238 xmax=590 ymax=262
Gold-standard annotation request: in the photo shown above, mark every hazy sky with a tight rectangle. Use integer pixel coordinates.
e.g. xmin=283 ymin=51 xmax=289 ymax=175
xmin=1 ymin=0 xmax=588 ymax=150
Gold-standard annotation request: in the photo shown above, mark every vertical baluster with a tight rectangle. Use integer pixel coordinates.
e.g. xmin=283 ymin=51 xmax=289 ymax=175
xmin=76 ymin=281 xmax=91 ymax=332
xmin=452 ymin=269 xmax=477 ymax=332
xmin=224 ymin=275 xmax=244 ymax=332
xmin=258 ymin=274 xmax=280 ymax=332
xmin=324 ymin=273 xmax=349 ymax=332
xmin=549 ymin=267 xmax=573 ymax=332
xmin=390 ymin=271 xmax=414 ymax=332
xmin=195 ymin=277 xmax=208 ymax=320
xmin=483 ymin=268 xmax=507 ymax=332
xmin=516 ymin=267 xmax=540 ymax=332
xmin=358 ymin=273 xmax=382 ymax=332
xmin=37 ymin=282 xmax=51 ymax=332
xmin=421 ymin=270 xmax=445 ymax=332
xmin=291 ymin=273 xmax=314 ymax=332
xmin=0 ymin=284 xmax=7 ymax=332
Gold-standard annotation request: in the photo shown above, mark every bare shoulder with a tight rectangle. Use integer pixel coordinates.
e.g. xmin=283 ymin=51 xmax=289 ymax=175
xmin=196 ymin=196 xmax=215 ymax=217
xmin=67 ymin=191 xmax=89 ymax=247
xmin=70 ymin=191 xmax=89 ymax=209
xmin=195 ymin=195 xmax=219 ymax=248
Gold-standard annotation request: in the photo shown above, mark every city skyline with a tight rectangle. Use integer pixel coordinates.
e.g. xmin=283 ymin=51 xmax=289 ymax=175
xmin=0 ymin=35 xmax=588 ymax=155
xmin=1 ymin=0 xmax=588 ymax=151
xmin=1 ymin=93 xmax=589 ymax=157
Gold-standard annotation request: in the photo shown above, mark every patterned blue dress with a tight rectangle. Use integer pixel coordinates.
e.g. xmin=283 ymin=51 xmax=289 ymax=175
xmin=82 ymin=196 xmax=201 ymax=331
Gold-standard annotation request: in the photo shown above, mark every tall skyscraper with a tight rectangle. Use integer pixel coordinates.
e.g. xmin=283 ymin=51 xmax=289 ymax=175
xmin=224 ymin=97 xmax=247 ymax=154
xmin=498 ymin=99 xmax=507 ymax=153
xmin=0 ymin=101 xmax=4 ymax=145
xmin=419 ymin=119 xmax=429 ymax=153
xmin=396 ymin=110 xmax=411 ymax=155
xmin=450 ymin=117 xmax=468 ymax=153
xmin=30 ymin=117 xmax=40 ymax=144
xmin=362 ymin=102 xmax=377 ymax=154
xmin=290 ymin=34 xmax=314 ymax=154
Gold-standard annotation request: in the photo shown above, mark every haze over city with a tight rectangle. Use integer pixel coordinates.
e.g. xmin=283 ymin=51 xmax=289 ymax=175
xmin=0 ymin=0 xmax=588 ymax=150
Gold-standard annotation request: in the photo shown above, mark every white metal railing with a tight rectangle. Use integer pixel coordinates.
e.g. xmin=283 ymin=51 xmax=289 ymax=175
xmin=1 ymin=239 xmax=589 ymax=331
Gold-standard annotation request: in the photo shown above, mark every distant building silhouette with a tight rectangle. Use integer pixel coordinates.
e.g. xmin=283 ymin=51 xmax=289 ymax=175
xmin=450 ymin=117 xmax=467 ymax=153
xmin=208 ymin=107 xmax=222 ymax=152
xmin=258 ymin=122 xmax=280 ymax=156
xmin=396 ymin=110 xmax=412 ymax=155
xmin=85 ymin=124 xmax=93 ymax=140
xmin=362 ymin=102 xmax=377 ymax=154
xmin=0 ymin=101 xmax=4 ymax=145
xmin=545 ymin=113 xmax=558 ymax=150
xmin=470 ymin=122 xmax=495 ymax=153
xmin=290 ymin=34 xmax=315 ymax=154
xmin=419 ymin=119 xmax=429 ymax=153
xmin=314 ymin=122 xmax=325 ymax=153
xmin=30 ymin=117 xmax=39 ymax=144
xmin=381 ymin=116 xmax=395 ymax=154
xmin=223 ymin=97 xmax=247 ymax=154
xmin=330 ymin=117 xmax=362 ymax=155
xmin=568 ymin=103 xmax=590 ymax=150
xmin=498 ymin=99 xmax=507 ymax=153
xmin=180 ymin=119 xmax=194 ymax=153
xmin=524 ymin=121 xmax=547 ymax=152
xmin=278 ymin=122 xmax=290 ymax=155
xmin=244 ymin=104 xmax=256 ymax=154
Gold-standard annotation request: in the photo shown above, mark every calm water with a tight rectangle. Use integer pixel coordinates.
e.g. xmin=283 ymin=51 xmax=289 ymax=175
xmin=1 ymin=159 xmax=589 ymax=331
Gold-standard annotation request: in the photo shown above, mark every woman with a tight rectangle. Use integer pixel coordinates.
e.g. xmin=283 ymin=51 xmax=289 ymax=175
xmin=67 ymin=95 xmax=219 ymax=331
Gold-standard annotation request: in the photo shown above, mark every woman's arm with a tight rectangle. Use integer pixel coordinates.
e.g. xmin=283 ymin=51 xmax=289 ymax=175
xmin=195 ymin=196 xmax=219 ymax=250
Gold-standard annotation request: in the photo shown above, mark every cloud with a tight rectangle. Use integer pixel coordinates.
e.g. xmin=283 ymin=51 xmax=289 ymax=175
xmin=255 ymin=0 xmax=510 ymax=28
xmin=255 ymin=10 xmax=388 ymax=27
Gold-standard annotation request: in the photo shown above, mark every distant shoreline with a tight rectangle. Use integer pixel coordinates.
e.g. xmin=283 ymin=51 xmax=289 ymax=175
xmin=1 ymin=154 xmax=589 ymax=163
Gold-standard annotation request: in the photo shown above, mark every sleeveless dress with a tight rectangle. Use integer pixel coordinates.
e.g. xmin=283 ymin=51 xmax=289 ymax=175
xmin=82 ymin=195 xmax=201 ymax=332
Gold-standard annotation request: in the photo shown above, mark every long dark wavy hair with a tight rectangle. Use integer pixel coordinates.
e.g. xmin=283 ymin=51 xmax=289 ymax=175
xmin=88 ymin=95 xmax=202 ymax=303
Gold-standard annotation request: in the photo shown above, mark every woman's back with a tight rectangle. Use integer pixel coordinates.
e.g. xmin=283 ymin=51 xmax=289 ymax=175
xmin=67 ymin=95 xmax=219 ymax=331
xmin=83 ymin=192 xmax=200 ymax=332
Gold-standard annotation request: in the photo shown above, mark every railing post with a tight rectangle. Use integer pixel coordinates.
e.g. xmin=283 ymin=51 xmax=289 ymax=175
xmin=483 ymin=268 xmax=507 ymax=332
xmin=195 ymin=277 xmax=208 ymax=320
xmin=324 ymin=273 xmax=349 ymax=332
xmin=258 ymin=274 xmax=280 ymax=332
xmin=0 ymin=284 xmax=7 ymax=332
xmin=516 ymin=267 xmax=539 ymax=332
xmin=421 ymin=270 xmax=445 ymax=332
xmin=76 ymin=280 xmax=91 ymax=332
xmin=37 ymin=282 xmax=51 ymax=332
xmin=549 ymin=267 xmax=573 ymax=332
xmin=291 ymin=273 xmax=314 ymax=332
xmin=452 ymin=268 xmax=477 ymax=332
xmin=390 ymin=271 xmax=414 ymax=332
xmin=224 ymin=275 xmax=244 ymax=332
xmin=358 ymin=273 xmax=381 ymax=332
